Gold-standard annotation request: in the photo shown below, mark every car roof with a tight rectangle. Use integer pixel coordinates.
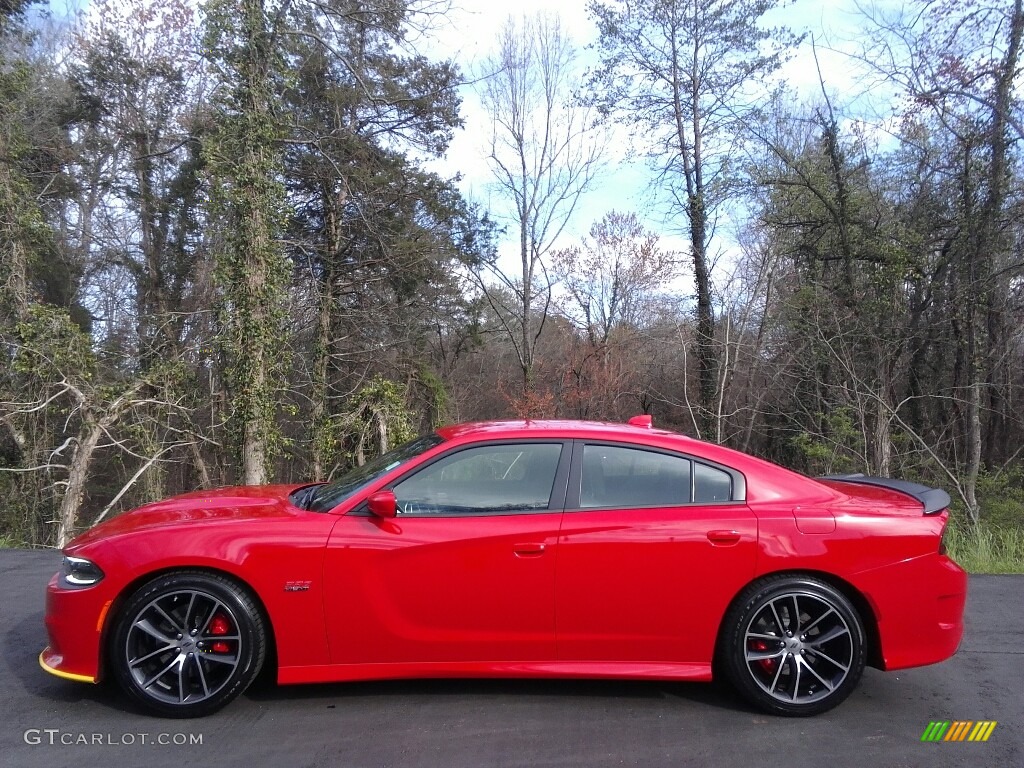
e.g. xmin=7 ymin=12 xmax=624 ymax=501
xmin=434 ymin=419 xmax=684 ymax=442
xmin=432 ymin=418 xmax=840 ymax=506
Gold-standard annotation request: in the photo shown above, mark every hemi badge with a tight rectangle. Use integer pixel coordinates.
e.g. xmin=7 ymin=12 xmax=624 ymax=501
xmin=283 ymin=581 xmax=312 ymax=592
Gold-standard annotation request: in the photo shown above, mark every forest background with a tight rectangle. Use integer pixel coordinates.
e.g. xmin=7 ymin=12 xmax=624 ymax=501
xmin=2 ymin=0 xmax=1022 ymax=570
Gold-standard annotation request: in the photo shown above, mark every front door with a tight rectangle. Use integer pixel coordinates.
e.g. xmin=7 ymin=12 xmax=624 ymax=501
xmin=324 ymin=441 xmax=570 ymax=665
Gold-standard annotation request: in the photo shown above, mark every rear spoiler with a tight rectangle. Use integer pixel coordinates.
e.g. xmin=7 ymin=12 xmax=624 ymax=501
xmin=819 ymin=473 xmax=951 ymax=515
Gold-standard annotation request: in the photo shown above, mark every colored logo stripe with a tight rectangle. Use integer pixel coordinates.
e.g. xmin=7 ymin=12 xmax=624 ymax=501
xmin=969 ymin=722 xmax=997 ymax=742
xmin=921 ymin=721 xmax=996 ymax=742
xmin=945 ymin=721 xmax=972 ymax=741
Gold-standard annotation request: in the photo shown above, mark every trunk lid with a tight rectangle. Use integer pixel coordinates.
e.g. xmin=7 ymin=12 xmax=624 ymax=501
xmin=817 ymin=474 xmax=951 ymax=515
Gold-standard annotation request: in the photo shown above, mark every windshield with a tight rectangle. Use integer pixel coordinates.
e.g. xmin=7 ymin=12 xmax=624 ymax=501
xmin=305 ymin=433 xmax=445 ymax=513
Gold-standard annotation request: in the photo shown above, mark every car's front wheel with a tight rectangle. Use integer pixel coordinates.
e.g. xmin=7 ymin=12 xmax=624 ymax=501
xmin=110 ymin=571 xmax=266 ymax=718
xmin=721 ymin=575 xmax=866 ymax=716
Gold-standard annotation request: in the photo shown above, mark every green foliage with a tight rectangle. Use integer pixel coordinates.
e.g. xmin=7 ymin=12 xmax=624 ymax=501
xmin=0 ymin=52 xmax=64 ymax=322
xmin=337 ymin=376 xmax=417 ymax=467
xmin=416 ymin=366 xmax=451 ymax=428
xmin=974 ymin=469 xmax=1024 ymax=529
xmin=14 ymin=304 xmax=96 ymax=381
xmin=789 ymin=407 xmax=863 ymax=475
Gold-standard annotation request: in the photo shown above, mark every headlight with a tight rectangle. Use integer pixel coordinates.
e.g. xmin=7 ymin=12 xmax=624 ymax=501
xmin=62 ymin=555 xmax=104 ymax=587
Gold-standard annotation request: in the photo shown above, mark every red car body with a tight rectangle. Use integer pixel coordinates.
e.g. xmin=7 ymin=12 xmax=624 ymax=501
xmin=41 ymin=418 xmax=967 ymax=715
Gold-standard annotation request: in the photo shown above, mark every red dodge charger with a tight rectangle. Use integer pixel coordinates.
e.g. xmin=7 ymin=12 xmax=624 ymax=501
xmin=41 ymin=417 xmax=967 ymax=717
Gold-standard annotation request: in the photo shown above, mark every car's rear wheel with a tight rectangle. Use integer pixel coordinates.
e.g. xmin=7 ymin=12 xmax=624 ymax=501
xmin=721 ymin=575 xmax=865 ymax=716
xmin=110 ymin=571 xmax=266 ymax=718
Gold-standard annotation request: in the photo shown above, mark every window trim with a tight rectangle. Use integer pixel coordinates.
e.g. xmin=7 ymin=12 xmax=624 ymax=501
xmin=364 ymin=439 xmax=573 ymax=518
xmin=564 ymin=440 xmax=747 ymax=512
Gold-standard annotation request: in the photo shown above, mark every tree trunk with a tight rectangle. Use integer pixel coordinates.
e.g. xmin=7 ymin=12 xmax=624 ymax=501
xmin=56 ymin=418 xmax=103 ymax=548
xmin=964 ymin=380 xmax=982 ymax=525
xmin=520 ymin=213 xmax=534 ymax=398
xmin=190 ymin=440 xmax=212 ymax=489
xmin=872 ymin=401 xmax=892 ymax=477
xmin=241 ymin=415 xmax=268 ymax=485
xmin=690 ymin=193 xmax=716 ymax=438
xmin=311 ymin=270 xmax=333 ymax=481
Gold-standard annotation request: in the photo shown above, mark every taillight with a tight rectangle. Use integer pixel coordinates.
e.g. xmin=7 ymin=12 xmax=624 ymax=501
xmin=938 ymin=522 xmax=948 ymax=555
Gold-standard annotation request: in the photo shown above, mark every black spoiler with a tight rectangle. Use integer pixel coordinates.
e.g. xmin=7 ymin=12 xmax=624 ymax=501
xmin=818 ymin=474 xmax=951 ymax=515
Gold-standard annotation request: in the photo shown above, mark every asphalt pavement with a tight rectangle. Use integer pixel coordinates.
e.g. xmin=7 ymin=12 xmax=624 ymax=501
xmin=2 ymin=549 xmax=1020 ymax=768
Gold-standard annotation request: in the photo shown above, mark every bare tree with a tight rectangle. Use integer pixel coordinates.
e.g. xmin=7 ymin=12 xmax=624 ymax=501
xmin=552 ymin=211 xmax=681 ymax=345
xmin=587 ymin=0 xmax=801 ymax=438
xmin=548 ymin=212 xmax=681 ymax=420
xmin=475 ymin=13 xmax=604 ymax=408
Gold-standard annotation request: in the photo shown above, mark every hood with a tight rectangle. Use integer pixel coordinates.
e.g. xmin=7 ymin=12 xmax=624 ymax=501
xmin=67 ymin=484 xmax=310 ymax=549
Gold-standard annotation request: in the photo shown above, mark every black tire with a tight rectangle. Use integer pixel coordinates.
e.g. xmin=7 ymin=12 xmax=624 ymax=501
xmin=720 ymin=574 xmax=866 ymax=716
xmin=110 ymin=571 xmax=267 ymax=718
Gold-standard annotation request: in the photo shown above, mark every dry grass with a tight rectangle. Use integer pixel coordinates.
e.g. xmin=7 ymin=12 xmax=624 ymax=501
xmin=945 ymin=522 xmax=1024 ymax=574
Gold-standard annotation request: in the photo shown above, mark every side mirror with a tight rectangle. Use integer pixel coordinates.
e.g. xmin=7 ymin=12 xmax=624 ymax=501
xmin=367 ymin=490 xmax=397 ymax=519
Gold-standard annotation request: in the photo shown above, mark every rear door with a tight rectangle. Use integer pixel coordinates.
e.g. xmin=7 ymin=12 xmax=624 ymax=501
xmin=555 ymin=441 xmax=758 ymax=665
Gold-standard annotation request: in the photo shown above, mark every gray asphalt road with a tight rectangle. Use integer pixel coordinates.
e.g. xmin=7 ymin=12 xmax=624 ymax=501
xmin=1 ymin=549 xmax=1020 ymax=768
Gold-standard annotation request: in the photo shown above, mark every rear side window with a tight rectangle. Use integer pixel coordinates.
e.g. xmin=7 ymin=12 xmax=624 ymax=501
xmin=579 ymin=444 xmax=737 ymax=508
xmin=580 ymin=445 xmax=691 ymax=508
xmin=394 ymin=443 xmax=563 ymax=515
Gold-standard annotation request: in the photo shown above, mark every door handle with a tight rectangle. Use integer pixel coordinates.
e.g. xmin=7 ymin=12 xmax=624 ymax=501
xmin=707 ymin=530 xmax=741 ymax=546
xmin=513 ymin=542 xmax=546 ymax=557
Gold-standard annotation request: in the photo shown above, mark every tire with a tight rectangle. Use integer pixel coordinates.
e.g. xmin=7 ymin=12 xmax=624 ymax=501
xmin=720 ymin=574 xmax=866 ymax=716
xmin=110 ymin=571 xmax=267 ymax=718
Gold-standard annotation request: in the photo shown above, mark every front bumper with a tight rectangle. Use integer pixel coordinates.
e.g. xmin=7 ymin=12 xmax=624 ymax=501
xmin=41 ymin=572 xmax=113 ymax=684
xmin=39 ymin=648 xmax=96 ymax=683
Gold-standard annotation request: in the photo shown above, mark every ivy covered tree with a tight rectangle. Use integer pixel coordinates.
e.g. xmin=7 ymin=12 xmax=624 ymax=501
xmin=203 ymin=0 xmax=293 ymax=485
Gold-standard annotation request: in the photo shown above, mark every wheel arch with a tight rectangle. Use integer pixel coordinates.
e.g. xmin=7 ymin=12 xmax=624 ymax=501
xmin=714 ymin=568 xmax=883 ymax=675
xmin=98 ymin=565 xmax=278 ymax=684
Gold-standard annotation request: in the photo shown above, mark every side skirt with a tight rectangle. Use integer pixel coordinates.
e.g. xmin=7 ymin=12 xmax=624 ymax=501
xmin=277 ymin=660 xmax=712 ymax=686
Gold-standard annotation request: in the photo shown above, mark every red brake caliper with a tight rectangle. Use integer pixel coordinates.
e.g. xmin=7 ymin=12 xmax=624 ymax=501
xmin=752 ymin=640 xmax=777 ymax=673
xmin=208 ymin=614 xmax=232 ymax=653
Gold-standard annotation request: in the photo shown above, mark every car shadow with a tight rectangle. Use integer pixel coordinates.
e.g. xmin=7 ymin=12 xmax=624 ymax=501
xmin=244 ymin=674 xmax=755 ymax=714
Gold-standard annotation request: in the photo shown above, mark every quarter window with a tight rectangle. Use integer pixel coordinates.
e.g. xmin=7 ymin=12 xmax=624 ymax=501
xmin=393 ymin=443 xmax=563 ymax=515
xmin=694 ymin=461 xmax=733 ymax=502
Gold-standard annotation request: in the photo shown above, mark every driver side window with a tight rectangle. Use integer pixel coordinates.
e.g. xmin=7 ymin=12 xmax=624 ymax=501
xmin=393 ymin=443 xmax=563 ymax=516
